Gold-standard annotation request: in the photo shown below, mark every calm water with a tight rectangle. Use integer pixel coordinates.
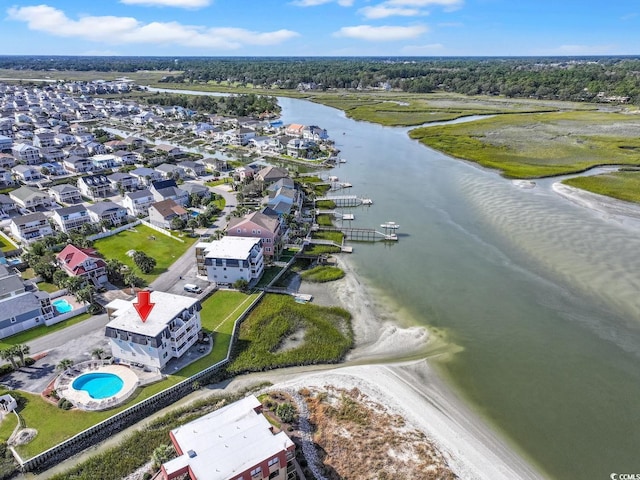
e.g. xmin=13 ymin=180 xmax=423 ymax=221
xmin=155 ymin=88 xmax=640 ymax=478
xmin=277 ymin=97 xmax=640 ymax=479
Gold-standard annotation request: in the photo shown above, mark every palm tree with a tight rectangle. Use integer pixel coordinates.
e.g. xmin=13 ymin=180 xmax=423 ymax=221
xmin=15 ymin=344 xmax=30 ymax=367
xmin=57 ymin=359 xmax=74 ymax=371
xmin=91 ymin=348 xmax=104 ymax=360
xmin=0 ymin=348 xmax=18 ymax=370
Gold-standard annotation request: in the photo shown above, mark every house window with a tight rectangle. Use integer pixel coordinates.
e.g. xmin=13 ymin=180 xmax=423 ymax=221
xmin=237 ymin=228 xmax=241 ymax=233
xmin=257 ymin=230 xmax=261 ymax=234
xmin=266 ymin=247 xmax=271 ymax=252
xmin=250 ymin=467 xmax=262 ymax=477
xmin=268 ymin=471 xmax=279 ymax=480
xmin=268 ymin=457 xmax=279 ymax=467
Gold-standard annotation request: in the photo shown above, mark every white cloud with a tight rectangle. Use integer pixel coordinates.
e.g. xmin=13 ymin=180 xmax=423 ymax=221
xmin=120 ymin=0 xmax=211 ymax=8
xmin=291 ymin=0 xmax=354 ymax=6
xmin=335 ymin=24 xmax=427 ymax=41
xmin=7 ymin=5 xmax=299 ymax=49
xmin=387 ymin=0 xmax=463 ymax=10
xmin=359 ymin=5 xmax=423 ymax=19
xmin=401 ymin=43 xmax=444 ymax=53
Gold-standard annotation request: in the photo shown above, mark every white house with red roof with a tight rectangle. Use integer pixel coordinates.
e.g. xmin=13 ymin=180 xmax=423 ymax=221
xmin=56 ymin=244 xmax=108 ymax=285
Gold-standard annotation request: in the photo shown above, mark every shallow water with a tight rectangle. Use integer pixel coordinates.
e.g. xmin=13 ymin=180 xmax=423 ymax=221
xmin=154 ymin=88 xmax=640 ymax=479
xmin=276 ymin=97 xmax=640 ymax=479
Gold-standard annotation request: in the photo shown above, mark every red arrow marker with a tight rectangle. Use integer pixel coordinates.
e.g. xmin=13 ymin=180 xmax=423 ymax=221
xmin=134 ymin=290 xmax=155 ymax=323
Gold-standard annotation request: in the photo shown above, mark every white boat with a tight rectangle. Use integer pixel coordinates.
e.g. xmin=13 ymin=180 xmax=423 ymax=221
xmin=361 ymin=198 xmax=373 ymax=205
xmin=380 ymin=221 xmax=400 ymax=229
xmin=339 ymin=158 xmax=347 ymax=163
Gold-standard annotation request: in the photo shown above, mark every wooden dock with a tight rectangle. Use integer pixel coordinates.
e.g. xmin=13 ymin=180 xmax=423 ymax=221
xmin=315 ymin=226 xmax=398 ymax=242
xmin=316 ymin=195 xmax=373 ymax=207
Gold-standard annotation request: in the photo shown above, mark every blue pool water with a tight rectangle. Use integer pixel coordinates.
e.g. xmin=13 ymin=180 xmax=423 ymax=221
xmin=72 ymin=373 xmax=124 ymax=399
xmin=52 ymin=298 xmax=73 ymax=314
xmin=190 ymin=211 xmax=199 ymax=217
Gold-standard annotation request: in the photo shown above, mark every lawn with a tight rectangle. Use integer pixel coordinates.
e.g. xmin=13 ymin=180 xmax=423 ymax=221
xmin=5 ymin=290 xmax=258 ymax=459
xmin=205 ymin=178 xmax=230 ymax=187
xmin=0 ymin=234 xmax=17 ymax=253
xmin=35 ymin=282 xmax=59 ymax=293
xmin=300 ymin=266 xmax=345 ymax=283
xmin=409 ymin=111 xmax=640 ymax=178
xmin=563 ymin=171 xmax=640 ymax=204
xmin=94 ymin=225 xmax=197 ymax=283
xmin=254 ymin=266 xmax=284 ymax=289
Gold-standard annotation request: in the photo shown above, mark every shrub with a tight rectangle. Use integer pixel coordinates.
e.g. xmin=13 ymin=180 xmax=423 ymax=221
xmin=57 ymin=398 xmax=72 ymax=410
xmin=276 ymin=402 xmax=296 ymax=423
xmin=300 ymin=266 xmax=345 ymax=283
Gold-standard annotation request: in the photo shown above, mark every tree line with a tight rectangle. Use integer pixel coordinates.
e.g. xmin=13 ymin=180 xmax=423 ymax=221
xmin=142 ymin=92 xmax=280 ymax=117
xmin=2 ymin=55 xmax=640 ymax=103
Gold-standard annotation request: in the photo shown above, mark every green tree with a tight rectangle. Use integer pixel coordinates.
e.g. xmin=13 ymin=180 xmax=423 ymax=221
xmin=91 ymin=348 xmax=104 ymax=360
xmin=132 ymin=251 xmax=157 ymax=274
xmin=0 ymin=348 xmax=18 ymax=370
xmin=75 ymin=284 xmax=95 ymax=304
xmin=170 ymin=217 xmax=186 ymax=231
xmin=233 ymin=278 xmax=249 ymax=291
xmin=57 ymin=358 xmax=74 ymax=371
xmin=15 ymin=345 xmax=29 ymax=367
xmin=124 ymin=271 xmax=145 ymax=288
xmin=187 ymin=218 xmax=198 ymax=233
xmin=64 ymin=276 xmax=86 ymax=294
xmin=52 ymin=270 xmax=69 ymax=288
xmin=276 ymin=402 xmax=296 ymax=423
xmin=106 ymin=258 xmax=126 ymax=285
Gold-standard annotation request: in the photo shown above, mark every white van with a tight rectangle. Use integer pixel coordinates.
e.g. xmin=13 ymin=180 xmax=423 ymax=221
xmin=183 ymin=284 xmax=202 ymax=294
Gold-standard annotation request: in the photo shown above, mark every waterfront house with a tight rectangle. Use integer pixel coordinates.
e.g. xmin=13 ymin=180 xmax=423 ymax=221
xmin=160 ymin=395 xmax=295 ymax=480
xmin=10 ymin=212 xmax=53 ymax=243
xmin=154 ymin=144 xmax=183 ymax=158
xmin=0 ymin=264 xmax=54 ymax=339
xmin=56 ymin=244 xmax=108 ymax=285
xmin=105 ymin=291 xmax=202 ymax=371
xmin=195 ymin=237 xmax=264 ymax=286
xmin=148 ymin=199 xmax=188 ymax=229
xmin=123 ymin=189 xmax=154 ymax=217
xmin=256 ymin=166 xmax=289 ymax=186
xmin=51 ymin=204 xmax=91 ymax=233
xmin=227 ymin=211 xmax=283 ymax=259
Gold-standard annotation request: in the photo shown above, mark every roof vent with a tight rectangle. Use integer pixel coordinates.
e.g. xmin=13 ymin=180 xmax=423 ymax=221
xmin=187 ymin=450 xmax=197 ymax=458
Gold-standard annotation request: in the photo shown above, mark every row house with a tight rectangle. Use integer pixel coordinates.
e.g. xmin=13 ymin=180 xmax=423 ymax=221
xmin=87 ymin=201 xmax=128 ymax=226
xmin=12 ymin=165 xmax=41 ymax=183
xmin=177 ymin=160 xmax=205 ymax=178
xmin=107 ymin=172 xmax=137 ymax=192
xmin=0 ymin=265 xmax=54 ymax=339
xmin=51 ymin=205 xmax=91 ymax=233
xmin=39 ymin=147 xmax=65 ymax=163
xmin=0 ymin=170 xmax=14 ymax=188
xmin=91 ymin=154 xmax=117 ymax=171
xmin=63 ymin=156 xmax=94 ymax=174
xmin=149 ymin=199 xmax=188 ymax=229
xmin=33 ymin=132 xmax=55 ymax=148
xmin=123 ymin=189 xmax=154 ymax=217
xmin=9 ymin=186 xmax=53 ymax=209
xmin=77 ymin=174 xmax=112 ymax=200
xmin=0 ymin=154 xmax=14 ymax=168
xmin=49 ymin=184 xmax=82 ymax=204
xmin=0 ymin=195 xmax=17 ymax=215
xmin=40 ymin=162 xmax=66 ymax=176
xmin=12 ymin=144 xmax=40 ymax=164
xmin=150 ymin=179 xmax=188 ymax=205
xmin=130 ymin=167 xmax=163 ymax=187
xmin=112 ymin=150 xmax=137 ymax=165
xmin=53 ymin=133 xmax=76 ymax=146
xmin=10 ymin=212 xmax=53 ymax=243
xmin=63 ymin=145 xmax=89 ymax=158
xmin=0 ymin=135 xmax=12 ymax=153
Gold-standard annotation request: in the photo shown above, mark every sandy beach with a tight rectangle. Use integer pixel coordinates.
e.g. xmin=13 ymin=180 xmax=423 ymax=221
xmin=248 ymin=255 xmax=545 ymax=480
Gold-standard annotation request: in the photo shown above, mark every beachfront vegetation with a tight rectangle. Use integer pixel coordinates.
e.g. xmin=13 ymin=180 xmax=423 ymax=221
xmin=563 ymin=171 xmax=640 ymax=204
xmin=301 ymin=266 xmax=345 ymax=283
xmin=228 ymin=294 xmax=352 ymax=373
xmin=94 ymin=225 xmax=197 ymax=283
xmin=409 ymin=111 xmax=640 ymax=178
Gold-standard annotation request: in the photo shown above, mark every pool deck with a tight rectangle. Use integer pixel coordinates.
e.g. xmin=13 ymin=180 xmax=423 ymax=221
xmin=56 ymin=363 xmax=140 ymax=411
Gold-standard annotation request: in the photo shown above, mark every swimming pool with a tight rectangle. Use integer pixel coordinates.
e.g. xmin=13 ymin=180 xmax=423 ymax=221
xmin=72 ymin=373 xmax=124 ymax=399
xmin=190 ymin=211 xmax=199 ymax=217
xmin=52 ymin=298 xmax=73 ymax=314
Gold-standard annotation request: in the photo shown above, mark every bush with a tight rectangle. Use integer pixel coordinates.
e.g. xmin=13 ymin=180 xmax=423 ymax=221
xmin=0 ymin=365 xmax=13 ymax=376
xmin=276 ymin=402 xmax=296 ymax=423
xmin=300 ymin=266 xmax=345 ymax=283
xmin=57 ymin=398 xmax=72 ymax=410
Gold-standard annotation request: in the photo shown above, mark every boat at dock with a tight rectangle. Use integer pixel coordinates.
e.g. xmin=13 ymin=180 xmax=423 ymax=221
xmin=380 ymin=221 xmax=400 ymax=229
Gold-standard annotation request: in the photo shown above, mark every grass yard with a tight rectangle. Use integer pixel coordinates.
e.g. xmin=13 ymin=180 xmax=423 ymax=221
xmin=563 ymin=171 xmax=640 ymax=204
xmin=228 ymin=294 xmax=352 ymax=373
xmin=94 ymin=225 xmax=197 ymax=283
xmin=409 ymin=111 xmax=640 ymax=178
xmin=6 ymin=290 xmax=258 ymax=459
xmin=35 ymin=282 xmax=59 ymax=293
xmin=254 ymin=266 xmax=284 ymax=289
xmin=205 ymin=178 xmax=229 ymax=187
xmin=312 ymin=230 xmax=344 ymax=244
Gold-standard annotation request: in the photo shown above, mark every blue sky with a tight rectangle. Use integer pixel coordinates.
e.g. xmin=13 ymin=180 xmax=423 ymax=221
xmin=2 ymin=0 xmax=639 ymax=57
